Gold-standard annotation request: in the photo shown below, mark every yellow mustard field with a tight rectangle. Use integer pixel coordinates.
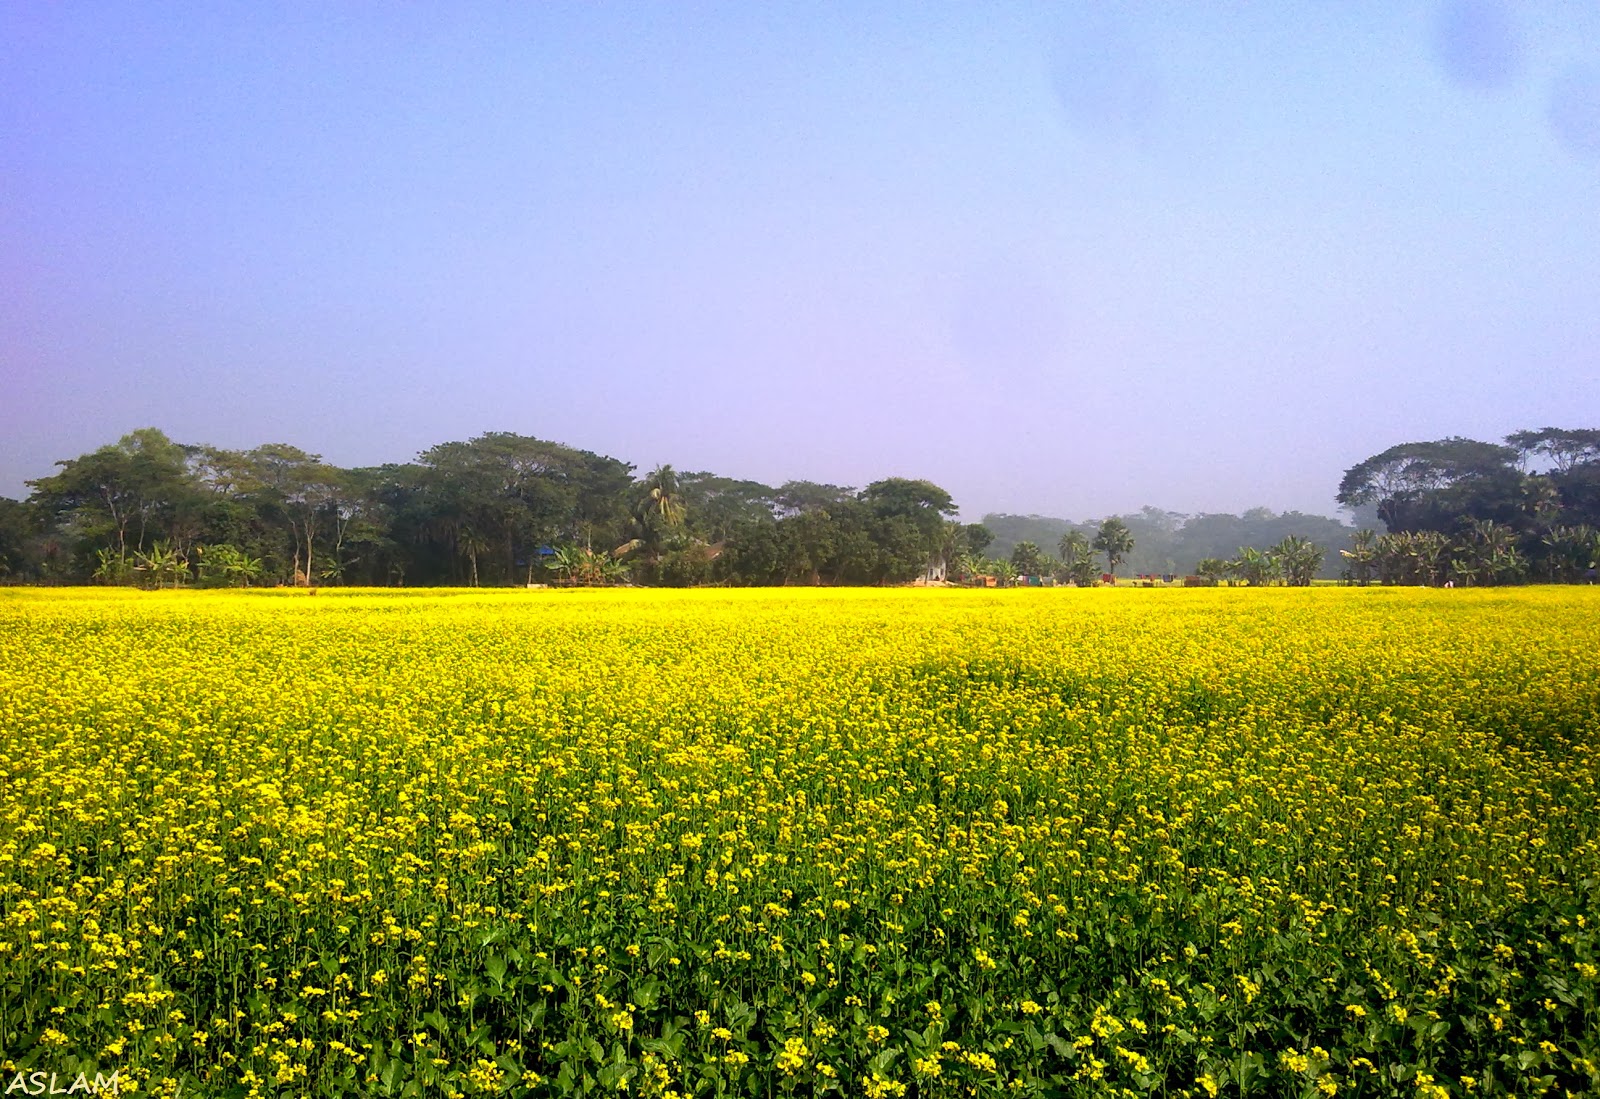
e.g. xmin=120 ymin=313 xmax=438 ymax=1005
xmin=1 ymin=587 xmax=1597 ymax=1099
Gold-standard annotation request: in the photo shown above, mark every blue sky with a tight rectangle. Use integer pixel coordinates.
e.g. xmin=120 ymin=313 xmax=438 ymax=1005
xmin=4 ymin=2 xmax=1597 ymax=519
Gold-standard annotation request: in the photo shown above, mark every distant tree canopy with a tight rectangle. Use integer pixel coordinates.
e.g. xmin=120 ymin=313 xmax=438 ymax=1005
xmin=1338 ymin=429 xmax=1600 ymax=532
xmin=13 ymin=425 xmax=1594 ymax=588
xmin=6 ymin=429 xmax=970 ymax=588
xmin=1336 ymin=437 xmax=1526 ymax=533
xmin=1335 ymin=427 xmax=1600 ymax=585
xmin=982 ymin=506 xmax=1357 ymax=579
xmin=976 ymin=426 xmax=1600 ymax=587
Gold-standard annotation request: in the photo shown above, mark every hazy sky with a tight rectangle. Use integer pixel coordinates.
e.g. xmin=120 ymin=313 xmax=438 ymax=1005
xmin=4 ymin=2 xmax=1598 ymax=519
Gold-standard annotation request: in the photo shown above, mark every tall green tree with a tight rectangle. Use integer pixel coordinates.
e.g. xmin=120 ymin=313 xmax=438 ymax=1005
xmin=860 ymin=478 xmax=956 ymax=538
xmin=617 ymin=465 xmax=691 ymax=577
xmin=241 ymin=443 xmax=339 ymax=585
xmin=855 ymin=479 xmax=958 ymax=582
xmin=27 ymin=428 xmax=196 ymax=565
xmin=1337 ymin=437 xmax=1521 ymax=533
xmin=678 ymin=473 xmax=777 ymax=545
xmin=640 ymin=465 xmax=686 ymax=529
xmin=0 ymin=498 xmax=36 ymax=579
xmin=1092 ymin=517 xmax=1135 ymax=577
xmin=1056 ymin=531 xmax=1099 ymax=586
xmin=774 ymin=481 xmax=855 ymax=516
xmin=1506 ymin=427 xmax=1600 ymax=473
xmin=412 ymin=433 xmax=631 ymax=584
xmin=1010 ymin=540 xmax=1048 ymax=576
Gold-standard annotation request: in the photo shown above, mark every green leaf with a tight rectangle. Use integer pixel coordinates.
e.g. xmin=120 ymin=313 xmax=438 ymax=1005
xmin=485 ymin=953 xmax=508 ymax=987
xmin=598 ymin=1062 xmax=635 ymax=1089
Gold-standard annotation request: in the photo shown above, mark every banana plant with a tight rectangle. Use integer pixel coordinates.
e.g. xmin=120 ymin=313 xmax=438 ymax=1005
xmin=1460 ymin=519 xmax=1523 ymax=586
xmin=1271 ymin=535 xmax=1324 ymax=586
xmin=91 ymin=547 xmax=132 ymax=585
xmin=1232 ymin=546 xmax=1279 ymax=586
xmin=549 ymin=544 xmax=628 ymax=586
xmin=1339 ymin=529 xmax=1378 ymax=586
xmin=132 ymin=540 xmax=187 ymax=588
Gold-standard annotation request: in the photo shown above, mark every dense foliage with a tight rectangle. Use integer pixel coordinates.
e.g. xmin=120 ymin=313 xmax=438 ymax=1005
xmin=1333 ymin=430 xmax=1600 ymax=585
xmin=4 ymin=430 xmax=960 ymax=589
xmin=4 ymin=426 xmax=1596 ymax=588
xmin=2 ymin=587 xmax=1597 ymax=1097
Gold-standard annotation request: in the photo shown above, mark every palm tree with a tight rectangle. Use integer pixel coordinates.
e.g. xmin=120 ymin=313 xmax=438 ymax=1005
xmin=616 ymin=466 xmax=689 ymax=571
xmin=1010 ymin=540 xmax=1048 ymax=577
xmin=458 ymin=526 xmax=489 ymax=587
xmin=936 ymin=522 xmax=968 ymax=580
xmin=1092 ymin=518 xmax=1135 ymax=578
xmin=641 ymin=465 xmax=685 ymax=529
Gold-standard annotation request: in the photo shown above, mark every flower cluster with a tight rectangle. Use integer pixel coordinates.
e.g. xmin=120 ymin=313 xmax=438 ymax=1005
xmin=0 ymin=585 xmax=1597 ymax=1096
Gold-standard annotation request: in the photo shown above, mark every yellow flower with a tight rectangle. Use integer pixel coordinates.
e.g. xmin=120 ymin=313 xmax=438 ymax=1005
xmin=775 ymin=1038 xmax=808 ymax=1074
xmin=3 ymin=585 xmax=1596 ymax=1099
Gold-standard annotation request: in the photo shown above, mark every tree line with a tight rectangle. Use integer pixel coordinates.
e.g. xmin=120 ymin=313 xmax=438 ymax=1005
xmin=4 ymin=425 xmax=1593 ymax=588
xmin=0 ymin=428 xmax=970 ymax=588
xmin=0 ymin=429 xmax=1341 ymax=590
xmin=982 ymin=523 xmax=1327 ymax=587
xmin=981 ymin=507 xmax=1360 ymax=581
xmin=1333 ymin=428 xmax=1600 ymax=585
